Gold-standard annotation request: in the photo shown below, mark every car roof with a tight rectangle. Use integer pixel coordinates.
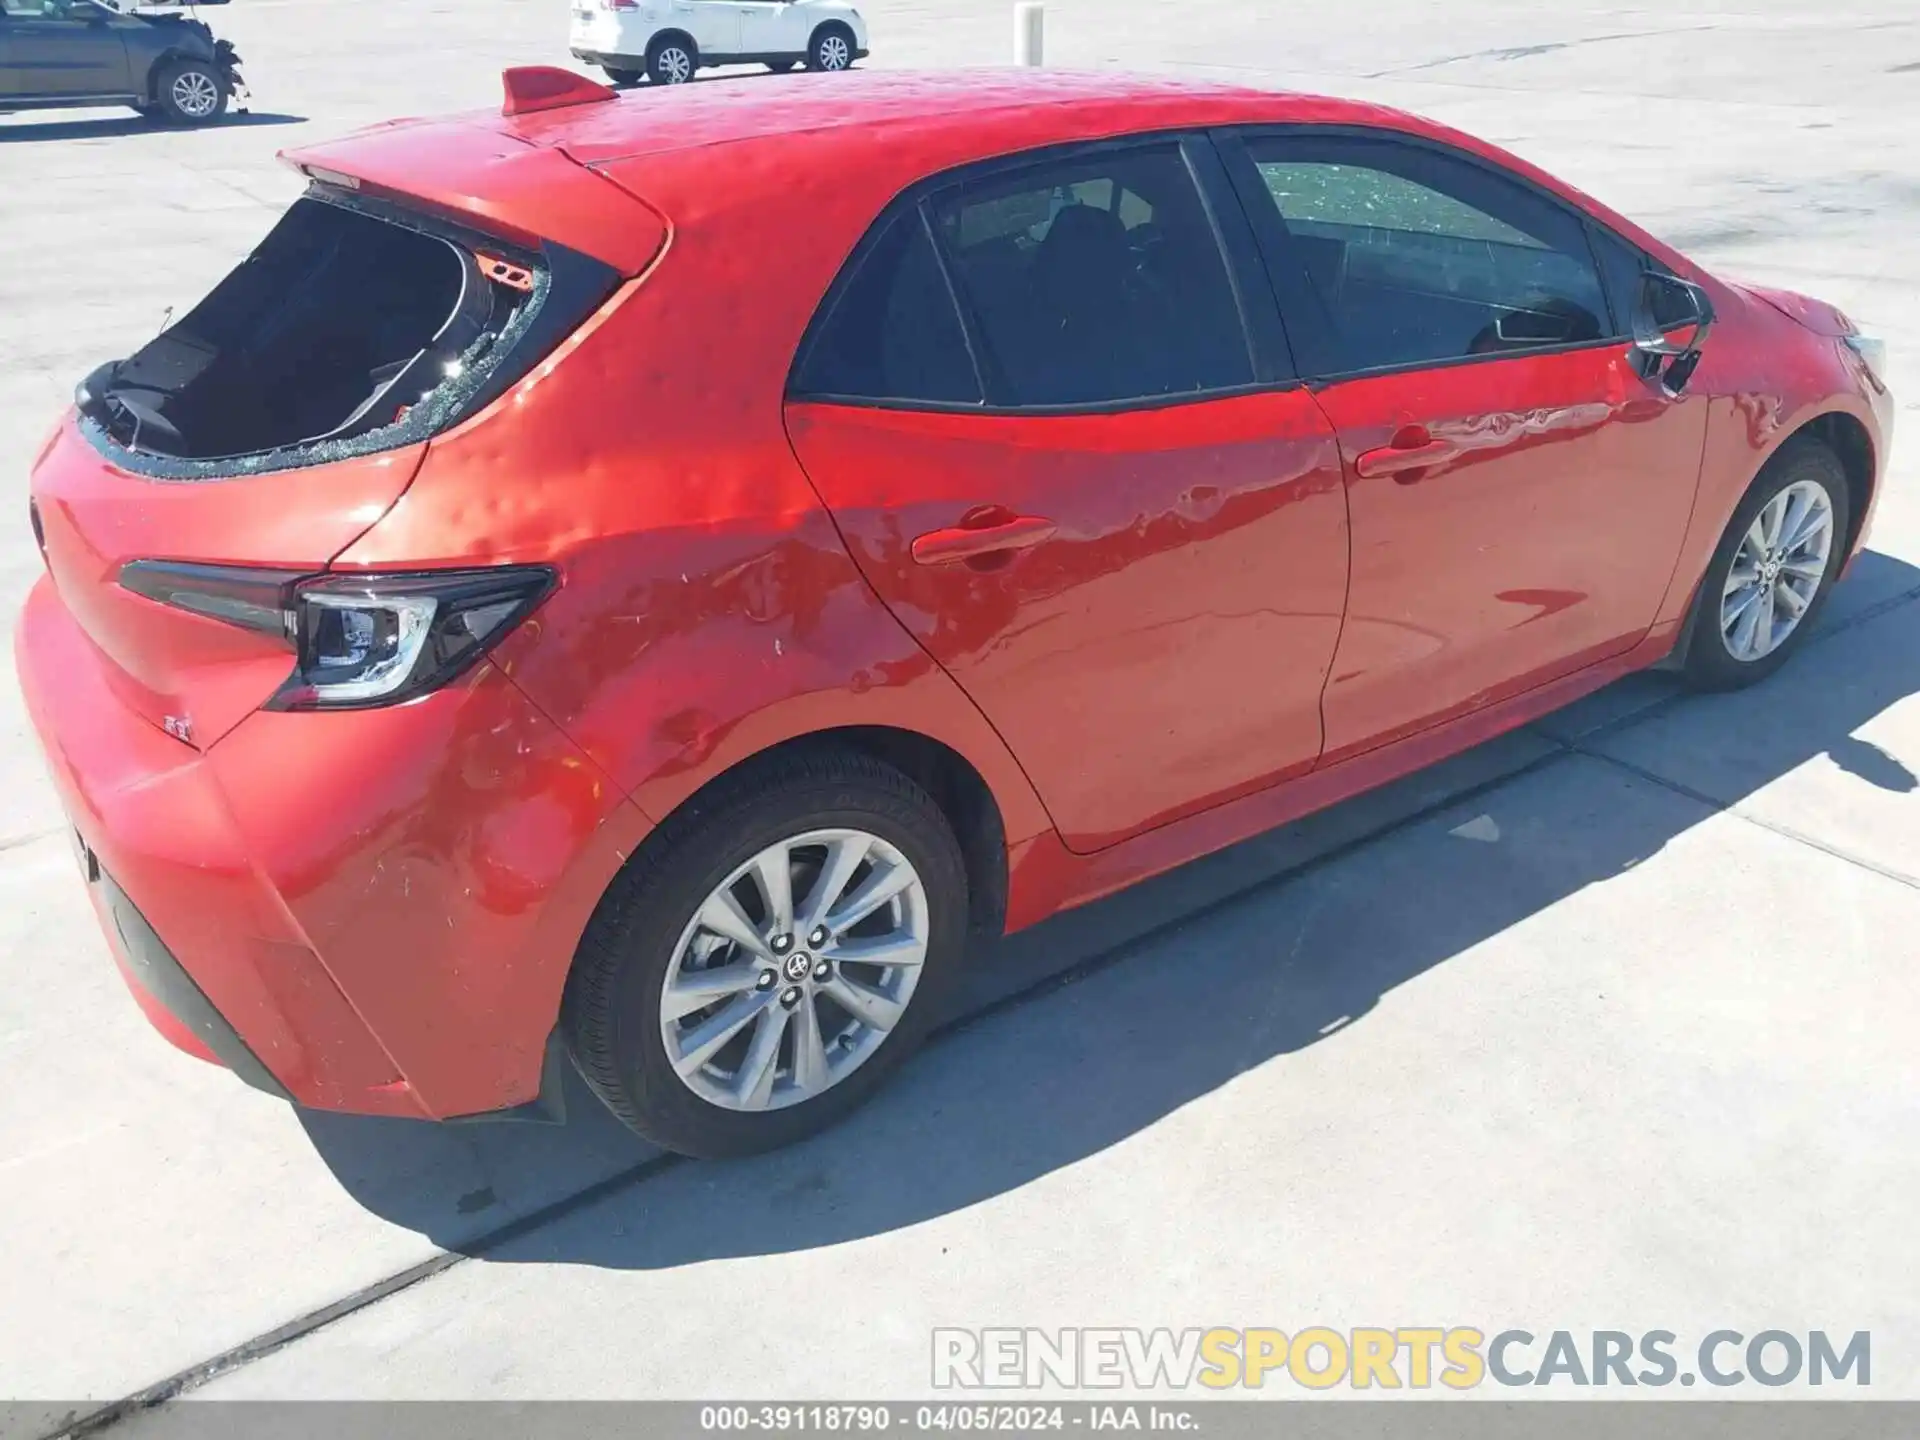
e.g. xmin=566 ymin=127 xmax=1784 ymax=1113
xmin=500 ymin=67 xmax=1407 ymax=168
xmin=284 ymin=68 xmax=1675 ymax=282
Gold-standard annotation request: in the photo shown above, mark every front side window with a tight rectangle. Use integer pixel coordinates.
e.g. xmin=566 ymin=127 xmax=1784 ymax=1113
xmin=1241 ymin=135 xmax=1613 ymax=375
xmin=2 ymin=0 xmax=93 ymax=17
xmin=928 ymin=143 xmax=1255 ymax=407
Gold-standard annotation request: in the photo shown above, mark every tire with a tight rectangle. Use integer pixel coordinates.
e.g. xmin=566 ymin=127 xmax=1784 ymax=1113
xmin=152 ymin=58 xmax=228 ymax=125
xmin=603 ymin=66 xmax=643 ymax=86
xmin=1681 ymin=435 xmax=1851 ymax=692
xmin=562 ymin=748 xmax=970 ymax=1158
xmin=806 ymin=23 xmax=856 ymax=71
xmin=647 ymin=35 xmax=697 ymax=85
xmin=766 ymin=58 xmax=797 ymax=72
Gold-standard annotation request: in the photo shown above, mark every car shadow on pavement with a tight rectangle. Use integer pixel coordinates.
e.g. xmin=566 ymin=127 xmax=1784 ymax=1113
xmin=0 ymin=111 xmax=305 ymax=143
xmin=298 ymin=548 xmax=1920 ymax=1267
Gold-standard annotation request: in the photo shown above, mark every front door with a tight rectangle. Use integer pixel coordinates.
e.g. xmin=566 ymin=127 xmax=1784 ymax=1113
xmin=786 ymin=138 xmax=1351 ymax=853
xmin=0 ymin=0 xmax=128 ymax=99
xmin=732 ymin=0 xmax=788 ymax=54
xmin=1223 ymin=129 xmax=1707 ymax=761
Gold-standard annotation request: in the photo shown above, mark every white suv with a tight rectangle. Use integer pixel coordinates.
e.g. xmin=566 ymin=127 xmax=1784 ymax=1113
xmin=569 ymin=0 xmax=868 ymax=86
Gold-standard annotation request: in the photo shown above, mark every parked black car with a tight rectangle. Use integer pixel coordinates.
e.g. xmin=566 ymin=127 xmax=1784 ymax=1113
xmin=0 ymin=0 xmax=244 ymax=125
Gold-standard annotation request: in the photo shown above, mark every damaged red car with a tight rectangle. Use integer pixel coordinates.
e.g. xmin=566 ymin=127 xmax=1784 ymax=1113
xmin=18 ymin=67 xmax=1893 ymax=1157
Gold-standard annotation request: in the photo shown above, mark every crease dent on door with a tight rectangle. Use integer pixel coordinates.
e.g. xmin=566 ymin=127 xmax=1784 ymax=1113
xmin=1315 ymin=347 xmax=1707 ymax=762
xmin=787 ymin=392 xmax=1351 ymax=854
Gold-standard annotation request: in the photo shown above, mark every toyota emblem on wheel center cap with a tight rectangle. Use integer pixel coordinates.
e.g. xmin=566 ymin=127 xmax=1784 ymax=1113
xmin=782 ymin=952 xmax=813 ymax=983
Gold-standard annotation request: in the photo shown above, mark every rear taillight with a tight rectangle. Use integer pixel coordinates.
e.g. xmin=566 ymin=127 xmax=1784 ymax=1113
xmin=118 ymin=562 xmax=554 ymax=711
xmin=608 ymin=0 xmax=639 ymax=9
xmin=272 ymin=568 xmax=554 ymax=709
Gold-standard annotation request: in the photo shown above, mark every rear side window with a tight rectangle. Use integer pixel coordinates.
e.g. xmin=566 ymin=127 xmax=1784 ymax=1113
xmin=928 ymin=144 xmax=1254 ymax=408
xmin=791 ymin=211 xmax=981 ymax=406
xmin=1239 ymin=135 xmax=1613 ymax=375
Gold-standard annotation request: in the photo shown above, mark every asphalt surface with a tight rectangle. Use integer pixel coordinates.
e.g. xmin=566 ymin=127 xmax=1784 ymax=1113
xmin=2 ymin=0 xmax=1917 ymax=1431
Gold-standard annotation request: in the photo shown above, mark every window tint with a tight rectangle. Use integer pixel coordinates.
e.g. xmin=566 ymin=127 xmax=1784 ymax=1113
xmin=929 ymin=144 xmax=1254 ymax=407
xmin=792 ymin=210 xmax=981 ymax=405
xmin=1588 ymin=222 xmax=1693 ymax=334
xmin=1243 ymin=136 xmax=1613 ymax=374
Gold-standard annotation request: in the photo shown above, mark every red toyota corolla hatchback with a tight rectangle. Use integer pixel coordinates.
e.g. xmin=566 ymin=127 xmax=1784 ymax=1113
xmin=18 ymin=68 xmax=1893 ymax=1157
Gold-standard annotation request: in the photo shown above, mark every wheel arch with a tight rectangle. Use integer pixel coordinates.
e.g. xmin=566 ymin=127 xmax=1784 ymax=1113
xmin=1659 ymin=407 xmax=1872 ymax=672
xmin=648 ymin=28 xmax=698 ymax=59
xmin=143 ymin=47 xmax=210 ymax=102
xmin=1801 ymin=409 xmax=1877 ymax=561
xmin=809 ymin=18 xmax=856 ymax=48
xmin=634 ymin=724 xmax=1011 ymax=945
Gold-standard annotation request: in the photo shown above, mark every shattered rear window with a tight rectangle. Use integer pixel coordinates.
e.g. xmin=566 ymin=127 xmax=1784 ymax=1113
xmin=76 ymin=190 xmax=556 ymax=479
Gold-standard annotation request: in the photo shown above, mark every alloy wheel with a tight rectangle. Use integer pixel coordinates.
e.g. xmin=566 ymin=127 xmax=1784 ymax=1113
xmin=657 ymin=46 xmax=692 ymax=83
xmin=659 ymin=828 xmax=929 ymax=1112
xmin=817 ymin=33 xmax=851 ymax=69
xmin=172 ymin=71 xmax=220 ymax=118
xmin=1719 ymin=478 xmax=1834 ymax=662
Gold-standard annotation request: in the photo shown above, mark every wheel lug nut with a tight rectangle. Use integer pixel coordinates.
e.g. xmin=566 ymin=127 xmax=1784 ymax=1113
xmin=813 ymin=960 xmax=832 ymax=981
xmin=808 ymin=926 xmax=830 ymax=948
xmin=780 ymin=986 xmax=803 ymax=1009
xmin=771 ymin=933 xmax=792 ymax=954
xmin=757 ymin=969 xmax=777 ymax=990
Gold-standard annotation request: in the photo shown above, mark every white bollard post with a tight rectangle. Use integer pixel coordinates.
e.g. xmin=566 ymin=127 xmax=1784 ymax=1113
xmin=1014 ymin=1 xmax=1044 ymax=66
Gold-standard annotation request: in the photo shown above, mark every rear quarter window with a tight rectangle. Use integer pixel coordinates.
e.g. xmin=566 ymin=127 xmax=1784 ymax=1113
xmin=790 ymin=210 xmax=982 ymax=407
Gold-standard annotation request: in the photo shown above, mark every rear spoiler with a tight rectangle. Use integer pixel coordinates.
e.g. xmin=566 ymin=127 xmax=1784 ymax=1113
xmin=279 ymin=101 xmax=665 ymax=277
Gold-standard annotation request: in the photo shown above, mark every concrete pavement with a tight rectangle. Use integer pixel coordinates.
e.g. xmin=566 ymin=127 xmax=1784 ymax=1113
xmin=2 ymin=0 xmax=1917 ymax=1430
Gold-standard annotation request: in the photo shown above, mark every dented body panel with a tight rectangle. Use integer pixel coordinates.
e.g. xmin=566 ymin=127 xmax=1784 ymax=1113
xmin=14 ymin=69 xmax=1895 ymax=1119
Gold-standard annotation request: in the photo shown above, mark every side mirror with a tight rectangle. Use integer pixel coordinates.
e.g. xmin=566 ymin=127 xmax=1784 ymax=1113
xmin=1631 ymin=272 xmax=1714 ymax=394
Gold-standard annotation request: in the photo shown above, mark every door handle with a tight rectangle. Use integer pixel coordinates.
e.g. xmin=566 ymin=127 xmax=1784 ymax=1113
xmin=911 ymin=513 xmax=1056 ymax=566
xmin=1355 ymin=427 xmax=1459 ymax=480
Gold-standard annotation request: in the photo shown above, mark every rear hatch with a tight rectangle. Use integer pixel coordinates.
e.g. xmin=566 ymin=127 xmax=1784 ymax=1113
xmin=29 ymin=110 xmax=664 ymax=751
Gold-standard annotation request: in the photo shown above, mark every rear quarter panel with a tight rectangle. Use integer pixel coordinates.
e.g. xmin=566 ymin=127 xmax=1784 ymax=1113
xmin=330 ymin=171 xmax=1055 ymax=865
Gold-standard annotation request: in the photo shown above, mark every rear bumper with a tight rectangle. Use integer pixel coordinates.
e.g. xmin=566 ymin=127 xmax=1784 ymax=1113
xmin=571 ymin=48 xmax=637 ymax=69
xmin=84 ymin=845 xmax=291 ymax=1102
xmin=16 ymin=573 xmax=649 ymax=1121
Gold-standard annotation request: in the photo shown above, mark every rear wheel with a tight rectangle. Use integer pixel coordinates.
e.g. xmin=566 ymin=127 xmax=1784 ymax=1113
xmin=647 ymin=35 xmax=696 ymax=84
xmin=766 ymin=58 xmax=797 ymax=72
xmin=1681 ymin=436 xmax=1850 ymax=691
xmin=807 ymin=23 xmax=855 ymax=71
xmin=153 ymin=59 xmax=228 ymax=125
xmin=563 ymin=748 xmax=969 ymax=1158
xmin=603 ymin=66 xmax=643 ymax=86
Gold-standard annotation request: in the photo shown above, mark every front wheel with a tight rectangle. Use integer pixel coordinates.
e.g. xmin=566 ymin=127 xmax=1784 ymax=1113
xmin=807 ymin=24 xmax=855 ymax=71
xmin=1681 ymin=435 xmax=1850 ymax=691
xmin=563 ymin=749 xmax=969 ymax=1158
xmin=153 ymin=59 xmax=228 ymax=125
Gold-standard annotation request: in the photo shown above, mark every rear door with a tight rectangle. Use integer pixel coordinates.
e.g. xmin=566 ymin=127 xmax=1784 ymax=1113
xmin=1219 ymin=128 xmax=1706 ymax=762
xmin=677 ymin=0 xmax=737 ymax=53
xmin=0 ymin=0 xmax=129 ymax=98
xmin=785 ymin=136 xmax=1351 ymax=854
